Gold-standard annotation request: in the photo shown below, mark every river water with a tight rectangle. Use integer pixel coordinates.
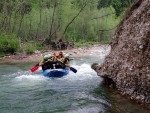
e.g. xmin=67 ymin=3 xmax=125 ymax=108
xmin=0 ymin=49 xmax=149 ymax=113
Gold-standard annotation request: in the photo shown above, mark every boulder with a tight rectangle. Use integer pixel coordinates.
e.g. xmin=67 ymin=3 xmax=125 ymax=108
xmin=95 ymin=0 xmax=150 ymax=108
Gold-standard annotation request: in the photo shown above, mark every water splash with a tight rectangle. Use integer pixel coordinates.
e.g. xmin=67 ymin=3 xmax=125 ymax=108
xmin=63 ymin=63 xmax=101 ymax=82
xmin=15 ymin=74 xmax=46 ymax=81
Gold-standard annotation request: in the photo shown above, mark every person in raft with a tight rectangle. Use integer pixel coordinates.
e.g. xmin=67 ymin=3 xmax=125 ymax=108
xmin=39 ymin=54 xmax=54 ymax=70
xmin=39 ymin=52 xmax=70 ymax=70
xmin=53 ymin=52 xmax=70 ymax=69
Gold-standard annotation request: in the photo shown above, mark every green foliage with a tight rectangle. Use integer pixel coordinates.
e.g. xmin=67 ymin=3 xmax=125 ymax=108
xmin=0 ymin=34 xmax=20 ymax=54
xmin=0 ymin=51 xmax=5 ymax=57
xmin=97 ymin=0 xmax=112 ymax=8
xmin=23 ymin=42 xmax=36 ymax=54
xmin=97 ymin=0 xmax=136 ymax=16
xmin=64 ymin=6 xmax=120 ymax=42
xmin=0 ymin=0 xmax=126 ymax=50
xmin=22 ymin=42 xmax=46 ymax=54
xmin=71 ymin=0 xmax=88 ymax=8
xmin=35 ymin=43 xmax=46 ymax=50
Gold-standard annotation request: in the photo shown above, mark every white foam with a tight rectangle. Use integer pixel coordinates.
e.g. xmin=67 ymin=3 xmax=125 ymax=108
xmin=11 ymin=62 xmax=100 ymax=87
xmin=64 ymin=63 xmax=100 ymax=81
xmin=15 ymin=74 xmax=45 ymax=81
xmin=13 ymin=73 xmax=48 ymax=88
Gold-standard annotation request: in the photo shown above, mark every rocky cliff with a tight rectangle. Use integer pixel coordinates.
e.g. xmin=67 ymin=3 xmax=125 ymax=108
xmin=94 ymin=0 xmax=150 ymax=107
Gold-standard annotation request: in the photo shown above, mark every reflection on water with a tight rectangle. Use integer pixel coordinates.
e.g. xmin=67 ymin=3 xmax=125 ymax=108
xmin=93 ymin=85 xmax=150 ymax=113
xmin=0 ymin=56 xmax=149 ymax=113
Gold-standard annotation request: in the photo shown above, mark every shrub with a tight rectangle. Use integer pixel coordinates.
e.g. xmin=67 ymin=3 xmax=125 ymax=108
xmin=23 ymin=42 xmax=36 ymax=54
xmin=0 ymin=34 xmax=20 ymax=54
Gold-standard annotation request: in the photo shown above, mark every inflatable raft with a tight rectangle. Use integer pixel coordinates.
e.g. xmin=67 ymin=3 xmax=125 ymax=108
xmin=42 ymin=68 xmax=69 ymax=77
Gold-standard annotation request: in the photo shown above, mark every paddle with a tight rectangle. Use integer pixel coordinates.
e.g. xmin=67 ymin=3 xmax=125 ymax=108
xmin=56 ymin=59 xmax=77 ymax=73
xmin=69 ymin=66 xmax=77 ymax=73
xmin=30 ymin=63 xmax=39 ymax=72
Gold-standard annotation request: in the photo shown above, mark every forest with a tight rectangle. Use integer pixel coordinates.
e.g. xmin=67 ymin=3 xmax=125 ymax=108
xmin=0 ymin=0 xmax=136 ymax=55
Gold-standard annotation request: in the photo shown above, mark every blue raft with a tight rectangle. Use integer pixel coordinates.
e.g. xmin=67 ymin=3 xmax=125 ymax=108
xmin=42 ymin=68 xmax=69 ymax=77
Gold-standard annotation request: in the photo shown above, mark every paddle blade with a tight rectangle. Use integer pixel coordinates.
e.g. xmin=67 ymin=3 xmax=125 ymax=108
xmin=30 ymin=66 xmax=39 ymax=72
xmin=70 ymin=67 xmax=77 ymax=73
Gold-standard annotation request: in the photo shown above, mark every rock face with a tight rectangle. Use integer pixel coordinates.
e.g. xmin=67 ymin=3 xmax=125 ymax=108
xmin=95 ymin=0 xmax=150 ymax=107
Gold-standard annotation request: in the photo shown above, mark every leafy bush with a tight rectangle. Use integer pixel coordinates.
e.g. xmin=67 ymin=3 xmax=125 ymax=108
xmin=35 ymin=43 xmax=46 ymax=50
xmin=23 ymin=42 xmax=36 ymax=54
xmin=0 ymin=51 xmax=5 ymax=57
xmin=0 ymin=34 xmax=20 ymax=54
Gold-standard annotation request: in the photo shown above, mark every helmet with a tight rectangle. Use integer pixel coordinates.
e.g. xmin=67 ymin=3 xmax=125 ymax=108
xmin=43 ymin=55 xmax=49 ymax=59
xmin=65 ymin=53 xmax=70 ymax=59
xmin=47 ymin=54 xmax=52 ymax=58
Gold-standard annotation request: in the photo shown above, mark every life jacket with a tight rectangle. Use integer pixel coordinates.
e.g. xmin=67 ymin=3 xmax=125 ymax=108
xmin=64 ymin=58 xmax=70 ymax=66
xmin=42 ymin=57 xmax=56 ymax=70
xmin=39 ymin=57 xmax=53 ymax=66
xmin=59 ymin=57 xmax=65 ymax=62
xmin=39 ymin=59 xmax=47 ymax=66
xmin=48 ymin=57 xmax=54 ymax=62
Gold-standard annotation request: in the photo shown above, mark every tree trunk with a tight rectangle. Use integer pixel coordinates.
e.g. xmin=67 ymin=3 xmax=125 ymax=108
xmin=45 ymin=11 xmax=49 ymax=36
xmin=36 ymin=0 xmax=42 ymax=39
xmin=12 ymin=11 xmax=18 ymax=33
xmin=48 ymin=1 xmax=57 ymax=43
xmin=17 ymin=13 xmax=25 ymax=37
xmin=8 ymin=0 xmax=12 ymax=33
xmin=0 ymin=0 xmax=4 ymax=31
xmin=29 ymin=13 xmax=32 ymax=39
xmin=42 ymin=1 xmax=57 ymax=45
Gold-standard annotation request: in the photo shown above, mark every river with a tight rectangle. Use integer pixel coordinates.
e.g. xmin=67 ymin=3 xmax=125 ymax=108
xmin=0 ymin=49 xmax=149 ymax=113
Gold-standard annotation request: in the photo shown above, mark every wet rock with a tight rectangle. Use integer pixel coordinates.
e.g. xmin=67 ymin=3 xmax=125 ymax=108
xmin=94 ymin=0 xmax=150 ymax=108
xmin=91 ymin=63 xmax=99 ymax=70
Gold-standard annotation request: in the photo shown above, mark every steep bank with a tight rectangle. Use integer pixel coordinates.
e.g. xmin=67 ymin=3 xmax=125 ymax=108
xmin=94 ymin=0 xmax=150 ymax=107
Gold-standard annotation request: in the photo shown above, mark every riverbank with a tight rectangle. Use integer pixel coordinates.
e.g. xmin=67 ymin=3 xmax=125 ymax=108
xmin=0 ymin=44 xmax=110 ymax=64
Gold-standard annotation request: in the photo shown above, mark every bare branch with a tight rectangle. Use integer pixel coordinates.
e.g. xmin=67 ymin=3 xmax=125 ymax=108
xmin=63 ymin=3 xmax=87 ymax=35
xmin=91 ymin=12 xmax=115 ymax=20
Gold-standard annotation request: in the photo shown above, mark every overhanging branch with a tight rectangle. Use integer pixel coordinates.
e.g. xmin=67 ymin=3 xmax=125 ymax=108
xmin=63 ymin=3 xmax=87 ymax=35
xmin=91 ymin=12 xmax=115 ymax=20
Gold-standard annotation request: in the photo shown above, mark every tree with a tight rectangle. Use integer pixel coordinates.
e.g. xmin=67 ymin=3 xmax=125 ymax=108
xmin=97 ymin=0 xmax=136 ymax=16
